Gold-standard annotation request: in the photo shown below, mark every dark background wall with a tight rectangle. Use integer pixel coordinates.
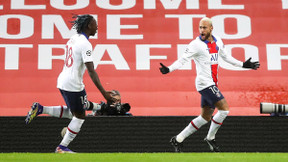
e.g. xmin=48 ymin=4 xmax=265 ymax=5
xmin=1 ymin=116 xmax=287 ymax=153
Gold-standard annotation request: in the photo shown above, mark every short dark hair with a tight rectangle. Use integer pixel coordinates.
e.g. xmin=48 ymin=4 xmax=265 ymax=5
xmin=71 ymin=14 xmax=94 ymax=34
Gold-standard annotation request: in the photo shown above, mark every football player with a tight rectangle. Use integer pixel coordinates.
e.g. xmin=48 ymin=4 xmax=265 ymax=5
xmin=160 ymin=17 xmax=260 ymax=152
xmin=25 ymin=14 xmax=116 ymax=153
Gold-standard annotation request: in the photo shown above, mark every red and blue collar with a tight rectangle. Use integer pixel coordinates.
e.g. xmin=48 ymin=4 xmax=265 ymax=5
xmin=199 ymin=35 xmax=217 ymax=44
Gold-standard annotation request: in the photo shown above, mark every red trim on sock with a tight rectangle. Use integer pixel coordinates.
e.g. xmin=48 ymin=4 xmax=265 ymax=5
xmin=212 ymin=118 xmax=223 ymax=125
xmin=67 ymin=127 xmax=78 ymax=134
xmin=191 ymin=121 xmax=199 ymax=130
xmin=60 ymin=106 xmax=64 ymax=118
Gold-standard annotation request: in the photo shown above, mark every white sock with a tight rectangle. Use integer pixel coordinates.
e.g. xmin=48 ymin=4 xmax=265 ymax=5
xmin=60 ymin=116 xmax=85 ymax=147
xmin=206 ymin=110 xmax=229 ymax=140
xmin=176 ymin=115 xmax=208 ymax=143
xmin=91 ymin=102 xmax=101 ymax=111
xmin=43 ymin=105 xmax=73 ymax=119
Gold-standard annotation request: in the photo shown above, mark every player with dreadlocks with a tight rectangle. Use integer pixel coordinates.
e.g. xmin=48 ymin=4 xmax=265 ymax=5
xmin=25 ymin=14 xmax=116 ymax=153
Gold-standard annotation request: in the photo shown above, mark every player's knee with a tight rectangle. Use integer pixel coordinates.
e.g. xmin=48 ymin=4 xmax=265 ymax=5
xmin=73 ymin=112 xmax=85 ymax=119
xmin=215 ymin=99 xmax=229 ymax=111
xmin=201 ymin=114 xmax=212 ymax=121
xmin=218 ymin=106 xmax=229 ymax=111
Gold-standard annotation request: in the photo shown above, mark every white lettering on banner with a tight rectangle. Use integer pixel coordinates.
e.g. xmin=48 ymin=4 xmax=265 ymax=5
xmin=208 ymin=0 xmax=244 ymax=9
xmin=107 ymin=14 xmax=143 ymax=39
xmin=186 ymin=0 xmax=200 ymax=9
xmin=145 ymin=0 xmax=241 ymax=10
xmin=144 ymin=0 xmax=199 ymax=9
xmin=148 ymin=0 xmax=201 ymax=9
xmin=136 ymin=44 xmax=171 ymax=70
xmin=11 ymin=0 xmax=46 ymax=10
xmin=0 ymin=15 xmax=34 ymax=39
xmin=4 ymin=0 xmax=246 ymax=10
xmin=50 ymin=0 xmax=89 ymax=10
xmin=282 ymin=0 xmax=288 ymax=9
xmin=283 ymin=0 xmax=288 ymax=9
xmin=0 ymin=44 xmax=33 ymax=70
xmin=166 ymin=14 xmax=205 ymax=39
xmin=0 ymin=14 xmax=251 ymax=40
xmin=42 ymin=15 xmax=75 ymax=39
xmin=1 ymin=44 xmax=286 ymax=71
xmin=93 ymin=45 xmax=130 ymax=70
xmin=38 ymin=45 xmax=65 ymax=70
xmin=42 ymin=15 xmax=98 ymax=39
xmin=0 ymin=4 xmax=3 ymax=10
xmin=212 ymin=15 xmax=251 ymax=39
xmin=96 ymin=0 xmax=136 ymax=10
xmin=267 ymin=44 xmax=288 ymax=70
xmin=219 ymin=44 xmax=259 ymax=71
xmin=145 ymin=0 xmax=183 ymax=9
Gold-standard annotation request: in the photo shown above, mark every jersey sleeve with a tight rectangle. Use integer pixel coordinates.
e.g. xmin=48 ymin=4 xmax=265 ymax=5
xmin=218 ymin=40 xmax=243 ymax=67
xmin=168 ymin=41 xmax=198 ymax=72
xmin=81 ymin=42 xmax=94 ymax=63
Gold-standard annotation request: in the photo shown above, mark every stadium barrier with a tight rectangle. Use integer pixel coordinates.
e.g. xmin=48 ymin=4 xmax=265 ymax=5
xmin=1 ymin=116 xmax=288 ymax=153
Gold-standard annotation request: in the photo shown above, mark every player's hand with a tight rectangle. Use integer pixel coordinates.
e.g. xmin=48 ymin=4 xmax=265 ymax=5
xmin=159 ymin=63 xmax=170 ymax=74
xmin=243 ymin=57 xmax=260 ymax=70
xmin=103 ymin=91 xmax=116 ymax=104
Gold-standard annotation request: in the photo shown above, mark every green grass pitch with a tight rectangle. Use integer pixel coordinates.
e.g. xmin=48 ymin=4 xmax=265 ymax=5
xmin=1 ymin=153 xmax=288 ymax=162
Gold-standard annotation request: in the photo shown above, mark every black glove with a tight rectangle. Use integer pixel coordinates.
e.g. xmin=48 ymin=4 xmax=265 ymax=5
xmin=159 ymin=63 xmax=169 ymax=74
xmin=243 ymin=57 xmax=260 ymax=70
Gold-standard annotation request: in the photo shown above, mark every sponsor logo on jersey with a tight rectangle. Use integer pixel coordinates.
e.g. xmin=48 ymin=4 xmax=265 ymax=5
xmin=210 ymin=53 xmax=218 ymax=62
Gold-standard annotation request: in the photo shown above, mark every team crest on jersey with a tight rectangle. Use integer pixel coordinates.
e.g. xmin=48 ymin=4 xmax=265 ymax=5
xmin=86 ymin=50 xmax=92 ymax=56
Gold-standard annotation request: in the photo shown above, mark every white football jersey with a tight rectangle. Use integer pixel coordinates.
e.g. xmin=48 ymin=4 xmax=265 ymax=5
xmin=57 ymin=34 xmax=94 ymax=92
xmin=169 ymin=35 xmax=243 ymax=91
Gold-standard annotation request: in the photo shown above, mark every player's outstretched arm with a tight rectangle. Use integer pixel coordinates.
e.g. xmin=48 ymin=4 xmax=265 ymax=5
xmin=85 ymin=62 xmax=114 ymax=103
xmin=159 ymin=63 xmax=170 ymax=74
xmin=242 ymin=57 xmax=260 ymax=70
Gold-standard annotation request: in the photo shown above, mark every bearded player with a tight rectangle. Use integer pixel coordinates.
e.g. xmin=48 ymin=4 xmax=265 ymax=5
xmin=160 ymin=17 xmax=260 ymax=152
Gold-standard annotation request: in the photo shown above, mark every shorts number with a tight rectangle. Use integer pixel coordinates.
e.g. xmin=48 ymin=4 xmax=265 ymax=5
xmin=80 ymin=95 xmax=89 ymax=110
xmin=64 ymin=45 xmax=73 ymax=67
xmin=209 ymin=86 xmax=219 ymax=94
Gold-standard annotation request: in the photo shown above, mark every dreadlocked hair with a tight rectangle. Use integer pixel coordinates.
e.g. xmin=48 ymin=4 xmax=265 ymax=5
xmin=70 ymin=14 xmax=94 ymax=34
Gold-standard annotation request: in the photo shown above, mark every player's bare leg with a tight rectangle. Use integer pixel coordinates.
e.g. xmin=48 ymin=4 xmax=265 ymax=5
xmin=204 ymin=98 xmax=229 ymax=152
xmin=201 ymin=106 xmax=215 ymax=121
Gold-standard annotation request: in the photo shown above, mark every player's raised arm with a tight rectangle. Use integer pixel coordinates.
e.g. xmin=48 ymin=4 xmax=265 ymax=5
xmin=159 ymin=41 xmax=197 ymax=75
xmin=219 ymin=42 xmax=260 ymax=70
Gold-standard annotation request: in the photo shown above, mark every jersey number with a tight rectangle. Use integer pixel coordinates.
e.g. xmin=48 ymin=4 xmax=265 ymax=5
xmin=64 ymin=45 xmax=73 ymax=67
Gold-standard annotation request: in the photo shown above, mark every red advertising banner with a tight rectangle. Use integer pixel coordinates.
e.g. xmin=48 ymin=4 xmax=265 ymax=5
xmin=0 ymin=0 xmax=287 ymax=116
